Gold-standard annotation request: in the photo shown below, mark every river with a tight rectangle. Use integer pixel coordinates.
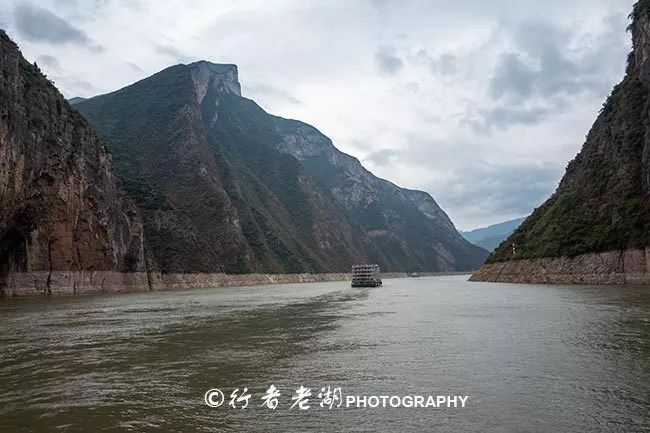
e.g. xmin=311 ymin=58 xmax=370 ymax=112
xmin=1 ymin=276 xmax=648 ymax=432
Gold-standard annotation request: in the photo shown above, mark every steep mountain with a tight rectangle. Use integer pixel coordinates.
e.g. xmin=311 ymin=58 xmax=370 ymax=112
xmin=0 ymin=31 xmax=147 ymax=294
xmin=76 ymin=61 xmax=487 ymax=273
xmin=272 ymin=118 xmax=488 ymax=270
xmin=471 ymin=0 xmax=650 ymax=284
xmin=460 ymin=217 xmax=525 ymax=252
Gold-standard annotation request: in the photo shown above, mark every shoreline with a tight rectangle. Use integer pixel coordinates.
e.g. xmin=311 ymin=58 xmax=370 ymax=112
xmin=0 ymin=271 xmax=469 ymax=298
xmin=470 ymin=249 xmax=650 ymax=285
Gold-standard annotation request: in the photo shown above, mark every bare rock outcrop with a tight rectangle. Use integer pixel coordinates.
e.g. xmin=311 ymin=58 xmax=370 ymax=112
xmin=470 ymin=249 xmax=650 ymax=285
xmin=0 ymin=30 xmax=148 ymax=295
xmin=77 ymin=60 xmax=487 ymax=274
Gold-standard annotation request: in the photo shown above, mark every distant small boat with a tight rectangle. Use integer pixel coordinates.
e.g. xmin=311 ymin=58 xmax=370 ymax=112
xmin=410 ymin=272 xmax=420 ymax=278
xmin=351 ymin=264 xmax=382 ymax=287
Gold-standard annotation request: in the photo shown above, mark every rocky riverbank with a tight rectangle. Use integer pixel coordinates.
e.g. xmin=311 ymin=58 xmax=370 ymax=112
xmin=0 ymin=272 xmax=349 ymax=297
xmin=470 ymin=249 xmax=650 ymax=285
xmin=0 ymin=271 xmax=459 ymax=297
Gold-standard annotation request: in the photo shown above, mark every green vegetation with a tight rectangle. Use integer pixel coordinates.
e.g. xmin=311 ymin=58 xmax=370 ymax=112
xmin=76 ymin=65 xmax=193 ymax=211
xmin=205 ymin=91 xmax=324 ymax=272
xmin=75 ymin=64 xmax=358 ymax=273
xmin=121 ymin=175 xmax=172 ymax=210
xmin=488 ymin=67 xmax=650 ymax=263
xmin=628 ymin=0 xmax=650 ymax=38
xmin=300 ymin=156 xmax=346 ymax=190
xmin=75 ymin=60 xmax=486 ymax=273
xmin=272 ymin=115 xmax=488 ymax=271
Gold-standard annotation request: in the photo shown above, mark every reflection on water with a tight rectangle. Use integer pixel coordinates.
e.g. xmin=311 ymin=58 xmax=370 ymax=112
xmin=0 ymin=276 xmax=648 ymax=432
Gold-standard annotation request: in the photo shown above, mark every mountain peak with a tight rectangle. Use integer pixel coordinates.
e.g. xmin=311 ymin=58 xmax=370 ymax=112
xmin=188 ymin=60 xmax=241 ymax=101
xmin=76 ymin=55 xmax=487 ymax=273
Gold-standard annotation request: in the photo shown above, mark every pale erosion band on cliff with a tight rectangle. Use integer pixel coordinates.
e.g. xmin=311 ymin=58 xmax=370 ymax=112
xmin=1 ymin=271 xmax=454 ymax=297
xmin=470 ymin=249 xmax=650 ymax=285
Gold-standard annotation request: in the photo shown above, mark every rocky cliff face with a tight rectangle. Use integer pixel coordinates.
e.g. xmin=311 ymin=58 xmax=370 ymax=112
xmin=471 ymin=249 xmax=650 ymax=285
xmin=272 ymin=119 xmax=487 ymax=271
xmin=0 ymin=31 xmax=147 ymax=294
xmin=78 ymin=63 xmax=259 ymax=273
xmin=77 ymin=61 xmax=487 ymax=273
xmin=472 ymin=0 xmax=650 ymax=284
xmin=191 ymin=61 xmax=241 ymax=99
xmin=76 ymin=62 xmax=380 ymax=273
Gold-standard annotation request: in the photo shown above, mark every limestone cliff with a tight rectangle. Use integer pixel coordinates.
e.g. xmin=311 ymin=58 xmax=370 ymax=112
xmin=471 ymin=249 xmax=650 ymax=285
xmin=0 ymin=30 xmax=148 ymax=295
xmin=77 ymin=61 xmax=487 ymax=273
xmin=272 ymin=119 xmax=486 ymax=271
xmin=76 ymin=62 xmax=385 ymax=273
xmin=471 ymin=0 xmax=650 ymax=284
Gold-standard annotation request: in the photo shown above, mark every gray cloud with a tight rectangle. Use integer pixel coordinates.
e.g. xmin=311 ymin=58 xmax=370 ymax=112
xmin=125 ymin=61 xmax=143 ymax=72
xmin=13 ymin=4 xmax=102 ymax=51
xmin=414 ymin=49 xmax=458 ymax=76
xmin=470 ymin=13 xmax=629 ymax=133
xmin=45 ymin=72 xmax=99 ymax=98
xmin=59 ymin=76 xmax=98 ymax=95
xmin=375 ymin=45 xmax=403 ymax=75
xmin=489 ymin=53 xmax=537 ymax=100
xmin=427 ymin=161 xmax=565 ymax=228
xmin=33 ymin=53 xmax=98 ymax=97
xmin=461 ymin=105 xmax=549 ymax=132
xmin=368 ymin=0 xmax=390 ymax=8
xmin=155 ymin=44 xmax=197 ymax=63
xmin=489 ymin=22 xmax=597 ymax=101
xmin=245 ymin=83 xmax=301 ymax=105
xmin=431 ymin=53 xmax=457 ymax=75
xmin=388 ymin=130 xmax=571 ymax=228
xmin=365 ymin=148 xmax=400 ymax=167
xmin=405 ymin=81 xmax=420 ymax=94
xmin=0 ymin=0 xmax=632 ymax=229
xmin=36 ymin=54 xmax=61 ymax=71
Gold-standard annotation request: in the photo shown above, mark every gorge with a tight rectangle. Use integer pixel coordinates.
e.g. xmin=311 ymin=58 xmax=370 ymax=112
xmin=0 ymin=30 xmax=486 ymax=296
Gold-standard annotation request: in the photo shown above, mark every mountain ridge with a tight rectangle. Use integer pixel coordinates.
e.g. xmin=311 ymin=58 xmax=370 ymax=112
xmin=471 ymin=0 xmax=650 ymax=284
xmin=76 ymin=60 xmax=487 ymax=273
xmin=460 ymin=217 xmax=526 ymax=252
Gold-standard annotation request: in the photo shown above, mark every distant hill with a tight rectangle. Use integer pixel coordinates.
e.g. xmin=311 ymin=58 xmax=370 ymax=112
xmin=68 ymin=96 xmax=86 ymax=104
xmin=460 ymin=218 xmax=525 ymax=252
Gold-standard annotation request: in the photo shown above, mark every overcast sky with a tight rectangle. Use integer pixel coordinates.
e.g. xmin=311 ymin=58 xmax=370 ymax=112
xmin=0 ymin=0 xmax=635 ymax=229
